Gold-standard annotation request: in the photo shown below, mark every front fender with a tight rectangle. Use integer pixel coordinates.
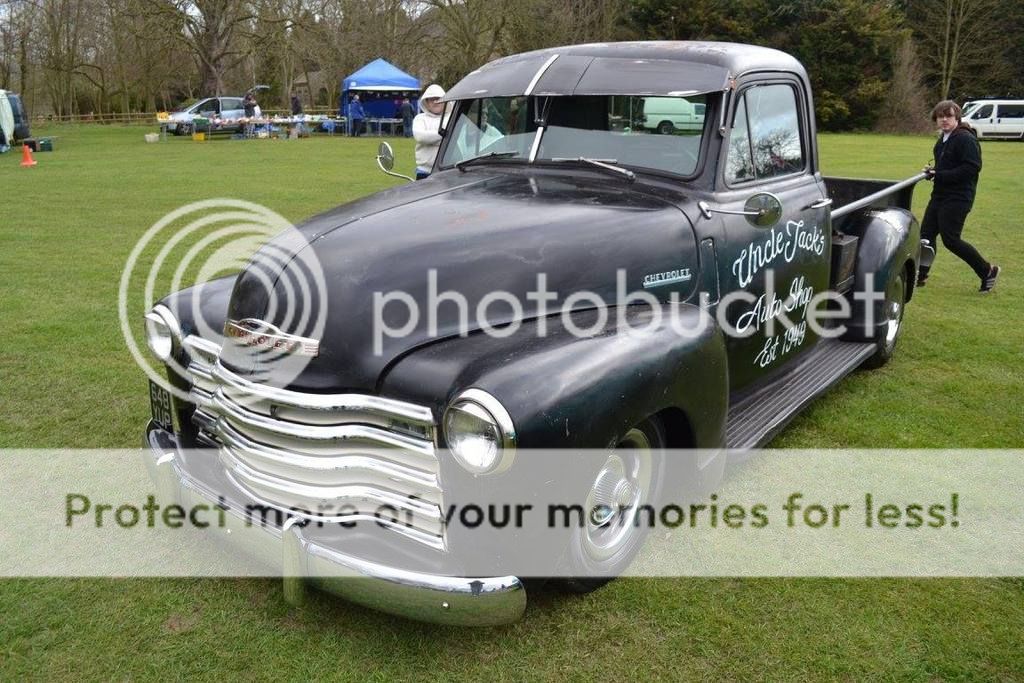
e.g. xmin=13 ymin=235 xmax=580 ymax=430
xmin=381 ymin=303 xmax=728 ymax=450
xmin=381 ymin=304 xmax=729 ymax=564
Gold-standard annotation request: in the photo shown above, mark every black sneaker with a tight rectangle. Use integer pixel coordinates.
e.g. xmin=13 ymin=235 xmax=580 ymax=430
xmin=980 ymin=265 xmax=1000 ymax=292
xmin=916 ymin=274 xmax=928 ymax=288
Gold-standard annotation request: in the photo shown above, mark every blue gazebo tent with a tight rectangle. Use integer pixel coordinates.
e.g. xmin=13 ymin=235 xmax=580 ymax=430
xmin=340 ymin=59 xmax=420 ymax=133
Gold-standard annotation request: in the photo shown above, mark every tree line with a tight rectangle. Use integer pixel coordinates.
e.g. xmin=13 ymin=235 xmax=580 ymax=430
xmin=1 ymin=0 xmax=1021 ymax=131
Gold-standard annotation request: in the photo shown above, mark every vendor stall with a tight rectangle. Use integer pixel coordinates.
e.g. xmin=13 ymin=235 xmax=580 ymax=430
xmin=340 ymin=58 xmax=420 ymax=136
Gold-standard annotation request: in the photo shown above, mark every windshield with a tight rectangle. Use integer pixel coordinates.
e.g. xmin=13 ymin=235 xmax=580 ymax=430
xmin=439 ymin=94 xmax=709 ymax=177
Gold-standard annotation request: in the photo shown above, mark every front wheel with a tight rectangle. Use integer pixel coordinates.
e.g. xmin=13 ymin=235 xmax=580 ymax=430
xmin=558 ymin=417 xmax=666 ymax=594
xmin=862 ymin=269 xmax=906 ymax=369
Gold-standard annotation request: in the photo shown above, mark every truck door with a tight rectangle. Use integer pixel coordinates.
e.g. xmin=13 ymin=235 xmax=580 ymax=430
xmin=714 ymin=80 xmax=832 ymax=391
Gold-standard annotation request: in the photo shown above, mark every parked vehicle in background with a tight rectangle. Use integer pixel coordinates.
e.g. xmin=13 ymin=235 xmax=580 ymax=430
xmin=0 ymin=90 xmax=30 ymax=145
xmin=962 ymin=99 xmax=1024 ymax=139
xmin=162 ymin=96 xmax=247 ymax=135
xmin=7 ymin=92 xmax=30 ymax=140
xmin=641 ymin=96 xmax=706 ymax=134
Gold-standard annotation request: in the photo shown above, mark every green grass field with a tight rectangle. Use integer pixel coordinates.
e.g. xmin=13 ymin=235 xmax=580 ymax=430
xmin=1 ymin=125 xmax=1022 ymax=680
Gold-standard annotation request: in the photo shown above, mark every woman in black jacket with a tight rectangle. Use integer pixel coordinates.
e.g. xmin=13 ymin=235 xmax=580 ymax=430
xmin=918 ymin=100 xmax=1000 ymax=292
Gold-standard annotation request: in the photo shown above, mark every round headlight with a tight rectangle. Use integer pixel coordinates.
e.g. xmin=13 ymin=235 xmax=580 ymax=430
xmin=144 ymin=305 xmax=181 ymax=362
xmin=443 ymin=389 xmax=516 ymax=475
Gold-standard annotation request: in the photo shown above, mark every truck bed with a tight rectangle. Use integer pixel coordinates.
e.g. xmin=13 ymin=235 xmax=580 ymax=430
xmin=824 ymin=175 xmax=921 ymax=233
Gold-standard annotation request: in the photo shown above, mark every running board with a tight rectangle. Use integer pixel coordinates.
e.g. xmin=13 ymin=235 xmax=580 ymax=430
xmin=725 ymin=340 xmax=875 ymax=449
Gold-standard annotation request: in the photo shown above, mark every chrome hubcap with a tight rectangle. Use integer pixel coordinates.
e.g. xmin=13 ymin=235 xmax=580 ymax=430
xmin=582 ymin=428 xmax=653 ymax=562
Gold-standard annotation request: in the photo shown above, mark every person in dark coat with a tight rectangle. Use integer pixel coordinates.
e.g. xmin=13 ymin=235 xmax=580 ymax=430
xmin=290 ymin=93 xmax=303 ymax=116
xmin=348 ymin=94 xmax=365 ymax=137
xmin=918 ymin=100 xmax=1000 ymax=292
xmin=243 ymin=92 xmax=257 ymax=118
xmin=399 ymin=97 xmax=414 ymax=137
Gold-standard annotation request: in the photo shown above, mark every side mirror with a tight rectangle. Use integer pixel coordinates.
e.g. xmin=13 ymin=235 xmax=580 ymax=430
xmin=377 ymin=141 xmax=395 ymax=171
xmin=697 ymin=191 xmax=783 ymax=227
xmin=744 ymin=192 xmax=783 ymax=227
xmin=375 ymin=141 xmax=414 ymax=182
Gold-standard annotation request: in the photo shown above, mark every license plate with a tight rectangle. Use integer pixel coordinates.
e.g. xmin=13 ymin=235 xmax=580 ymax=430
xmin=149 ymin=380 xmax=175 ymax=432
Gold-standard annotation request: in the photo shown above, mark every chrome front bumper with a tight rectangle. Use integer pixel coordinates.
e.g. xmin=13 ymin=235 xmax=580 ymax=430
xmin=144 ymin=424 xmax=526 ymax=626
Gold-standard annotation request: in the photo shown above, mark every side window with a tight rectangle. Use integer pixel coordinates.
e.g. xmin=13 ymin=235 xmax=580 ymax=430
xmin=997 ymin=104 xmax=1024 ymax=119
xmin=971 ymin=105 xmax=993 ymax=119
xmin=224 ymin=98 xmax=244 ymax=111
xmin=726 ymin=83 xmax=804 ymax=184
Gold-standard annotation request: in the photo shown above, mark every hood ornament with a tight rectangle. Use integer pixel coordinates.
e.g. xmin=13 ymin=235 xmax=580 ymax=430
xmin=223 ymin=318 xmax=320 ymax=358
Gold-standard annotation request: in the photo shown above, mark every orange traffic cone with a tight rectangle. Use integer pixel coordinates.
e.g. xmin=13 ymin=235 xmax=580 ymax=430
xmin=20 ymin=143 xmax=37 ymax=167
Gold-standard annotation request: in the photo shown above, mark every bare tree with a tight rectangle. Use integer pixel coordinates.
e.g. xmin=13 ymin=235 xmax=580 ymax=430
xmin=907 ymin=0 xmax=1008 ymax=99
xmin=504 ymin=0 xmax=630 ymax=54
xmin=145 ymin=0 xmax=255 ymax=95
xmin=39 ymin=0 xmax=91 ymax=116
xmin=876 ymin=34 xmax=933 ymax=133
xmin=416 ymin=0 xmax=509 ymax=86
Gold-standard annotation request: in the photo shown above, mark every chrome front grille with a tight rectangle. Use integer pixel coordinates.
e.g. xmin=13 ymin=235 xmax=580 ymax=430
xmin=182 ymin=335 xmax=444 ymax=549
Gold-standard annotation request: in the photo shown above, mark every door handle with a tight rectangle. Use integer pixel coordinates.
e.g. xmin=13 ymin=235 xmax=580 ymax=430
xmin=803 ymin=197 xmax=833 ymax=210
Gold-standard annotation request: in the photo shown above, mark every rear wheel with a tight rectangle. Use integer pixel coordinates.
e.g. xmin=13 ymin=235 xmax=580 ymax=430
xmin=657 ymin=121 xmax=675 ymax=135
xmin=559 ymin=417 xmax=666 ymax=593
xmin=863 ymin=269 xmax=906 ymax=369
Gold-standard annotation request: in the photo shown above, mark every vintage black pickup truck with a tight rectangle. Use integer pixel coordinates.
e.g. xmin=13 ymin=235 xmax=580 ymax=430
xmin=142 ymin=42 xmax=926 ymax=625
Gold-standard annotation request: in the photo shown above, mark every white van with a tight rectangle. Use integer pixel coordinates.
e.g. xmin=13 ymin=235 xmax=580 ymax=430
xmin=962 ymin=99 xmax=1024 ymax=139
xmin=641 ymin=97 xmax=705 ymax=134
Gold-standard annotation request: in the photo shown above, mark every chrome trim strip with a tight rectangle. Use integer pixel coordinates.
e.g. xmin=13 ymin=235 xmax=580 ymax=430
xmin=187 ymin=361 xmax=215 ymax=385
xmin=215 ymin=419 xmax=439 ymax=487
xmin=212 ymin=392 xmax=437 ymax=458
xmin=219 ymin=455 xmax=445 ymax=548
xmin=524 ymin=53 xmax=559 ymax=96
xmin=214 ymin=361 xmax=435 ymax=428
xmin=529 ymin=126 xmax=545 ymax=162
xmin=220 ymin=448 xmax=442 ymax=521
xmin=183 ymin=335 xmax=220 ymax=361
xmin=189 ymin=388 xmax=215 ymax=412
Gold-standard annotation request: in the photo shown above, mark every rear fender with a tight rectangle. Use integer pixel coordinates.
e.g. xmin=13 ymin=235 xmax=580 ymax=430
xmin=840 ymin=207 xmax=919 ymax=341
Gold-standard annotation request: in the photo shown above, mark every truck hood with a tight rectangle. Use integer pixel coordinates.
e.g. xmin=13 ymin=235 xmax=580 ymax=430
xmin=221 ymin=171 xmax=701 ymax=392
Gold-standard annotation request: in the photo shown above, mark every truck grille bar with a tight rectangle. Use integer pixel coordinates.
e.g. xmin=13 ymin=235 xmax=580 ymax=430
xmin=182 ymin=335 xmax=444 ymax=549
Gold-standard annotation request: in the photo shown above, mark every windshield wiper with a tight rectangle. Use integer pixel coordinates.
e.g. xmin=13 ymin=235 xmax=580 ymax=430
xmin=550 ymin=157 xmax=636 ymax=182
xmin=455 ymin=151 xmax=518 ymax=171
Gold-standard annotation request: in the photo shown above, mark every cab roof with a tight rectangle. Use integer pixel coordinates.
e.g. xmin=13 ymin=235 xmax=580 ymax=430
xmin=444 ymin=41 xmax=807 ymax=101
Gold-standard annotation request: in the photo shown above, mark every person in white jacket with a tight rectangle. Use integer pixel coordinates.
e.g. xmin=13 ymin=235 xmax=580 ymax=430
xmin=413 ymin=84 xmax=446 ymax=179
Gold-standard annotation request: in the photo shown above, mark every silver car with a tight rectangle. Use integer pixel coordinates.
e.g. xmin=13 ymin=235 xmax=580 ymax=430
xmin=164 ymin=96 xmax=247 ymax=135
